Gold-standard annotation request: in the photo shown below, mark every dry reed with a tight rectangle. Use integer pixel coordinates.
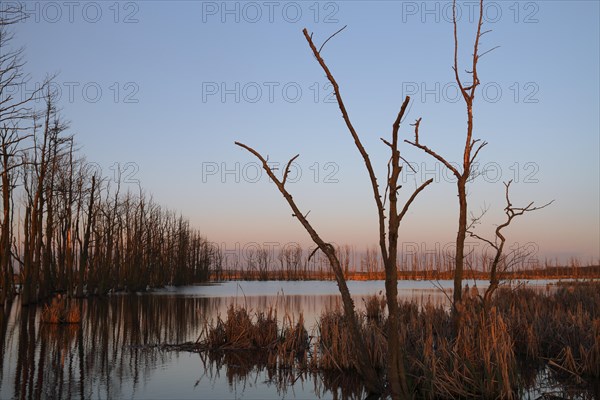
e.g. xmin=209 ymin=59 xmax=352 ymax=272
xmin=200 ymin=304 xmax=310 ymax=371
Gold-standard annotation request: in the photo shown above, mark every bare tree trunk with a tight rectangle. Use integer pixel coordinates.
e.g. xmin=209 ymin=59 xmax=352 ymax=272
xmin=21 ymin=206 xmax=32 ymax=305
xmin=77 ymin=175 xmax=96 ymax=298
xmin=454 ymin=178 xmax=468 ymax=305
xmin=1 ymin=134 xmax=15 ymax=304
xmin=405 ymin=0 xmax=489 ymax=312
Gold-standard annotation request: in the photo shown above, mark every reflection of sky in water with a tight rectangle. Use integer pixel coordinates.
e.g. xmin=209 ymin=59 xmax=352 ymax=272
xmin=153 ymin=279 xmax=557 ymax=298
xmin=125 ymin=352 xmax=326 ymax=400
xmin=0 ymin=280 xmax=559 ymax=399
xmin=150 ymin=280 xmax=469 ymax=332
xmin=154 ymin=279 xmax=484 ymax=297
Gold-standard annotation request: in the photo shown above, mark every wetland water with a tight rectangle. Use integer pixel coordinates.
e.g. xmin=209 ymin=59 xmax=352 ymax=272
xmin=0 ymin=280 xmax=574 ymax=399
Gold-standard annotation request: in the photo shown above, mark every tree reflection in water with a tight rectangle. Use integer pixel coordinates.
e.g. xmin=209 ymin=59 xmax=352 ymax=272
xmin=2 ymin=287 xmax=595 ymax=399
xmin=0 ymin=294 xmax=371 ymax=400
xmin=196 ymin=348 xmax=368 ymax=400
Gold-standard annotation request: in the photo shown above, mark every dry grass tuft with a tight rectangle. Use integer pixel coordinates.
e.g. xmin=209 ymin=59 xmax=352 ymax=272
xmin=40 ymin=295 xmax=81 ymax=324
xmin=200 ymin=304 xmax=310 ymax=370
xmin=315 ymin=309 xmax=355 ymax=370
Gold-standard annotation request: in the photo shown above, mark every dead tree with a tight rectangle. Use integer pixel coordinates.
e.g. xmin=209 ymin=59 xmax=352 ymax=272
xmin=467 ymin=180 xmax=552 ymax=309
xmin=405 ymin=0 xmax=494 ymax=306
xmin=256 ymin=247 xmax=271 ymax=281
xmin=76 ymin=174 xmax=97 ymax=297
xmin=363 ymin=245 xmax=379 ymax=279
xmin=0 ymin=126 xmax=25 ymax=303
xmin=337 ymin=244 xmax=351 ymax=278
xmin=1 ymin=6 xmax=52 ymax=127
xmin=21 ymin=93 xmax=55 ymax=305
xmin=236 ymin=27 xmax=432 ymax=398
xmin=0 ymin=6 xmax=51 ymax=304
xmin=235 ymin=141 xmax=384 ymax=393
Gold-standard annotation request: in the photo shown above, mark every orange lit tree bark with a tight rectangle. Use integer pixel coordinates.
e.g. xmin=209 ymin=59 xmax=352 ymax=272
xmin=405 ymin=0 xmax=492 ymax=307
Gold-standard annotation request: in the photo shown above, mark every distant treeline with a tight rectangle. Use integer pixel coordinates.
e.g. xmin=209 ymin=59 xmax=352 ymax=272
xmin=212 ymin=244 xmax=600 ymax=281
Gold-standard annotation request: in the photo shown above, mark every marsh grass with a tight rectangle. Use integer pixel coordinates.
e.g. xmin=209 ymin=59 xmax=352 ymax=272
xmin=199 ymin=304 xmax=310 ymax=371
xmin=314 ymin=308 xmax=387 ymax=371
xmin=191 ymin=282 xmax=600 ymax=399
xmin=496 ymin=283 xmax=600 ymax=381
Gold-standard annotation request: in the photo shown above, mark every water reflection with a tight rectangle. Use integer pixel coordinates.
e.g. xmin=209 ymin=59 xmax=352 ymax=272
xmin=1 ymin=290 xmax=385 ymax=399
xmin=197 ymin=348 xmax=369 ymax=400
xmin=0 ymin=280 xmax=591 ymax=399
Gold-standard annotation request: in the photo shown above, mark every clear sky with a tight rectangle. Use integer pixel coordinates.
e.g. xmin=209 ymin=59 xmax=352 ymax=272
xmin=9 ymin=0 xmax=600 ymax=263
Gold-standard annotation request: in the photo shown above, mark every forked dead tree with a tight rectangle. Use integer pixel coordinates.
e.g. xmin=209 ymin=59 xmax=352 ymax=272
xmin=405 ymin=0 xmax=494 ymax=307
xmin=467 ymin=180 xmax=553 ymax=309
xmin=236 ymin=27 xmax=432 ymax=398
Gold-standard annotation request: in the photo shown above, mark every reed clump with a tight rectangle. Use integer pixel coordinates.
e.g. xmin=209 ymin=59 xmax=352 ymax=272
xmin=200 ymin=304 xmax=309 ymax=369
xmin=40 ymin=295 xmax=81 ymax=324
xmin=410 ymin=295 xmax=517 ymax=398
xmin=279 ymin=313 xmax=309 ymax=368
xmin=315 ymin=295 xmax=388 ymax=372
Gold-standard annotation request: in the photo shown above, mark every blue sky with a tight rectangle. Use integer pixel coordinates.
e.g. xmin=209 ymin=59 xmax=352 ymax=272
xmin=9 ymin=0 xmax=600 ymax=262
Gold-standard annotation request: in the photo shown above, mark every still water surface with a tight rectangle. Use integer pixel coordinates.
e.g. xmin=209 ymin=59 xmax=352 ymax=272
xmin=0 ymin=280 xmax=557 ymax=399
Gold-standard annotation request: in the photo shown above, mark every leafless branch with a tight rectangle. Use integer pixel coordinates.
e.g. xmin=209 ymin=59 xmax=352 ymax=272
xmin=317 ymin=25 xmax=347 ymax=54
xmin=398 ymin=178 xmax=433 ymax=221
xmin=282 ymin=154 xmax=299 ymax=186
xmin=405 ymin=138 xmax=461 ymax=178
xmin=303 ymin=27 xmax=389 ymax=263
